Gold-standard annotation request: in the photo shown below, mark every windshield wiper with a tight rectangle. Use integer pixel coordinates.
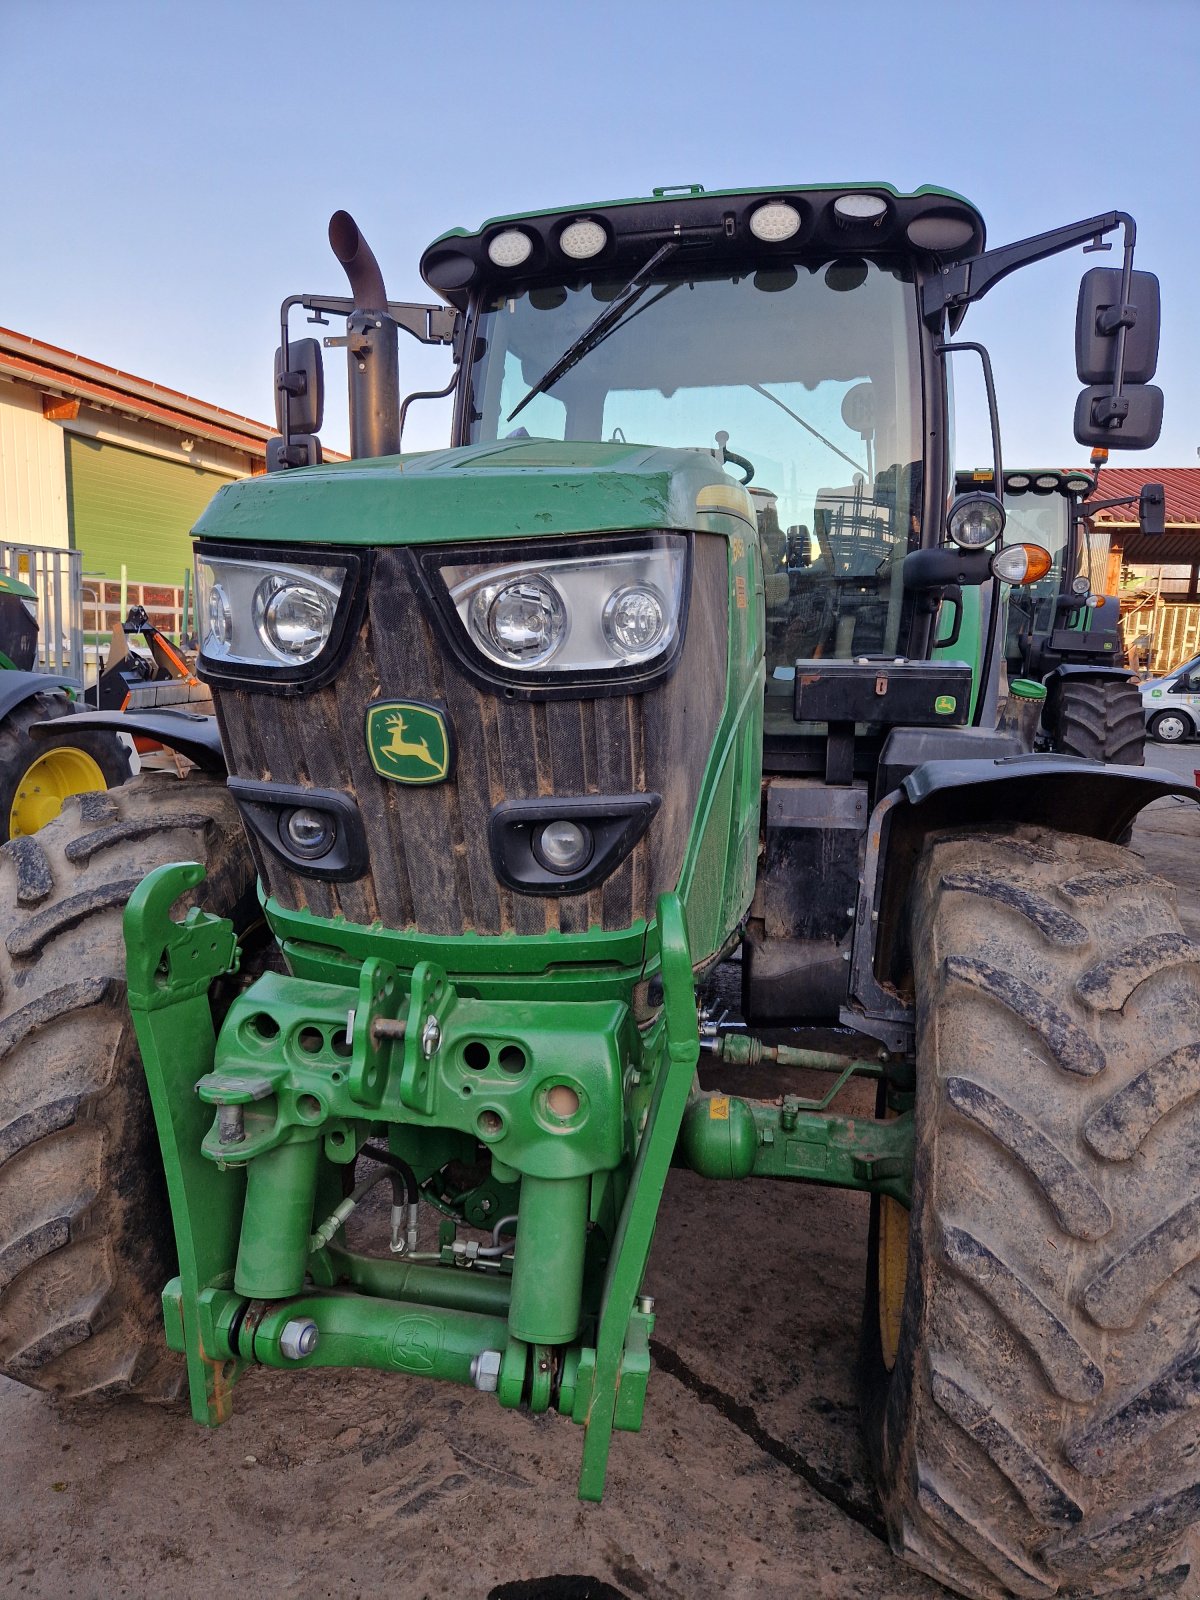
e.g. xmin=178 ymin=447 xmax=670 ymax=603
xmin=506 ymin=240 xmax=680 ymax=423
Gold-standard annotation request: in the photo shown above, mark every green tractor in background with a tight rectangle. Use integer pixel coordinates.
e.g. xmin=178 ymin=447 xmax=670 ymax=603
xmin=3 ymin=183 xmax=1198 ymax=1600
xmin=956 ymin=455 xmax=1165 ymax=764
xmin=0 ymin=569 xmax=131 ymax=840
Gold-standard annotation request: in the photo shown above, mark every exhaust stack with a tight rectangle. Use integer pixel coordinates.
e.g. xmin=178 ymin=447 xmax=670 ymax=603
xmin=328 ymin=210 xmax=400 ymax=459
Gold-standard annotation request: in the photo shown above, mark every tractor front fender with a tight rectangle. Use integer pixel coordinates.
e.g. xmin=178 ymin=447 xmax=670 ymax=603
xmin=0 ymin=671 xmax=76 ymax=723
xmin=30 ymin=708 xmax=228 ymax=774
xmin=844 ymin=755 xmax=1199 ymax=1052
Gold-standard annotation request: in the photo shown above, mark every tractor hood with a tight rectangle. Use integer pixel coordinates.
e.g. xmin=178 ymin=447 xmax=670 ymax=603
xmin=192 ymin=438 xmax=756 ymax=548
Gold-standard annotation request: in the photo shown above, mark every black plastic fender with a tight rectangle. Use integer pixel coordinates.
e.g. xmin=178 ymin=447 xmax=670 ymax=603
xmin=844 ymin=754 xmax=1199 ymax=1052
xmin=29 ymin=708 xmax=228 ymax=774
xmin=0 ymin=671 xmax=76 ymax=723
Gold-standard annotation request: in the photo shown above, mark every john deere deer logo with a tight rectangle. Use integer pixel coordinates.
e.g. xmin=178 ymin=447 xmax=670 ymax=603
xmin=365 ymin=700 xmax=453 ymax=785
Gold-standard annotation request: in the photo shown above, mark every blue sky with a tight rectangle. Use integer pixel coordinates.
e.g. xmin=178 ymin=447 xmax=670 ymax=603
xmin=1 ymin=0 xmax=1196 ymax=467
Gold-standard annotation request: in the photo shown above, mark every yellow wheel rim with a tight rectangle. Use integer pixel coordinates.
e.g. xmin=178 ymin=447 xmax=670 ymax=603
xmin=9 ymin=747 xmax=107 ymax=837
xmin=878 ymin=1194 xmax=910 ymax=1371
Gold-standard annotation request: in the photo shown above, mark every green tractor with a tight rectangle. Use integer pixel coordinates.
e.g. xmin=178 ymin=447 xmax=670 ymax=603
xmin=956 ymin=457 xmax=1165 ymax=764
xmin=0 ymin=568 xmax=131 ymax=840
xmin=3 ymin=184 xmax=1198 ymax=1600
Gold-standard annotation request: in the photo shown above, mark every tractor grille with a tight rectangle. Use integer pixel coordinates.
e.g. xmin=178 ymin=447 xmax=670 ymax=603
xmin=213 ymin=535 xmax=728 ymax=936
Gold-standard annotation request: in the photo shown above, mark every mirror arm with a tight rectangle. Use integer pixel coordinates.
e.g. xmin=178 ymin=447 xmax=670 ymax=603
xmin=922 ymin=211 xmax=1134 ymax=325
xmin=935 ymin=341 xmax=1004 ymax=501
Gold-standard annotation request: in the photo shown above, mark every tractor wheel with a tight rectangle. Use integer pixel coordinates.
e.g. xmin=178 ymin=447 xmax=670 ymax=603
xmin=0 ymin=693 xmax=133 ymax=843
xmin=862 ymin=824 xmax=1200 ymax=1599
xmin=1051 ymin=677 xmax=1145 ymax=765
xmin=0 ymin=772 xmax=256 ymax=1400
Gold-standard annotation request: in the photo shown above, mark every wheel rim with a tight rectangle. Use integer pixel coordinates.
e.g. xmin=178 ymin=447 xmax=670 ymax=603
xmin=878 ymin=1194 xmax=910 ymax=1371
xmin=1154 ymin=714 xmax=1186 ymax=743
xmin=9 ymin=747 xmax=107 ymax=837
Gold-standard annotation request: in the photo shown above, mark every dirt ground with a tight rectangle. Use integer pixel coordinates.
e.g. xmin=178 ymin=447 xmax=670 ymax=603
xmin=2 ymin=780 xmax=1198 ymax=1600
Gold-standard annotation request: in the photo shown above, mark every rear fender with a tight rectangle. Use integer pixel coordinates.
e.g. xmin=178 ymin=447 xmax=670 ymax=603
xmin=0 ymin=671 xmax=75 ymax=723
xmin=844 ymin=755 xmax=1199 ymax=1052
xmin=30 ymin=708 xmax=227 ymax=774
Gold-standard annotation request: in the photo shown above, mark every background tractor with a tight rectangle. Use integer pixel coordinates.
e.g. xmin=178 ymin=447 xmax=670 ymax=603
xmin=955 ymin=456 xmax=1165 ymax=763
xmin=2 ymin=184 xmax=1197 ymax=1600
xmin=0 ymin=567 xmax=131 ymax=840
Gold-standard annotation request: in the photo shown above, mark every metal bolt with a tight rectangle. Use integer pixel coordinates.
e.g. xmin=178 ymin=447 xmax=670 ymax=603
xmin=217 ymin=1104 xmax=245 ymax=1145
xmin=279 ymin=1318 xmax=319 ymax=1361
xmin=371 ymin=1016 xmax=408 ymax=1044
xmin=637 ymin=1295 xmax=655 ymax=1315
xmin=421 ymin=1016 xmax=442 ymax=1058
xmin=470 ymin=1349 xmax=502 ymax=1393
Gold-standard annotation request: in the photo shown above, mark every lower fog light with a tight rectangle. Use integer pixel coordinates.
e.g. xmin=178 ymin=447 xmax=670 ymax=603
xmin=281 ymin=806 xmax=336 ymax=860
xmin=533 ymin=819 xmax=594 ymax=875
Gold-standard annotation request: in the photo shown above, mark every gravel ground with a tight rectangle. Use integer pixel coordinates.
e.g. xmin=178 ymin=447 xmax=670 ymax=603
xmin=2 ymin=782 xmax=1197 ymax=1600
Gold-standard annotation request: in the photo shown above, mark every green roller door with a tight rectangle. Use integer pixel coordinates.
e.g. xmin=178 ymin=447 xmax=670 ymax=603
xmin=65 ymin=435 xmax=234 ymax=586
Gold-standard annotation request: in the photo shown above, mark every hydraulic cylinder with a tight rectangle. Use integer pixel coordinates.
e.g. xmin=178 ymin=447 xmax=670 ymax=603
xmin=507 ymin=1173 xmax=589 ymax=1345
xmin=234 ymin=1137 xmax=320 ymax=1298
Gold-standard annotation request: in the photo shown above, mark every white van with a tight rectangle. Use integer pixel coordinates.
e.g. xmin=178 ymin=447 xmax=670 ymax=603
xmin=1142 ymin=651 xmax=1200 ymax=742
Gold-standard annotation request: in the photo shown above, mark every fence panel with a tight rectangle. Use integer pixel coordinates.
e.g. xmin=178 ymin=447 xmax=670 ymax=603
xmin=0 ymin=542 xmax=84 ymax=679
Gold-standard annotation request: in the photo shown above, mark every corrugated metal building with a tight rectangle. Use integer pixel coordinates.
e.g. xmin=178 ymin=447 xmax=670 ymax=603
xmin=0 ymin=327 xmax=273 ymax=587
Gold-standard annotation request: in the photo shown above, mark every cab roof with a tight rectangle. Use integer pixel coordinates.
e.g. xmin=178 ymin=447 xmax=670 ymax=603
xmin=420 ymin=182 xmax=986 ymax=309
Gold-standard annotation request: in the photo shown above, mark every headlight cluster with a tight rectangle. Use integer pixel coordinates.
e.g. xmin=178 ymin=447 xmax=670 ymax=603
xmin=436 ymin=535 xmax=687 ymax=676
xmin=196 ymin=553 xmax=347 ymax=670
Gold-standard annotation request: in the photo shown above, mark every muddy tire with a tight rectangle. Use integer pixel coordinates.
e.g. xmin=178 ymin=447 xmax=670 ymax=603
xmin=1051 ymin=678 xmax=1146 ymax=766
xmin=0 ymin=773 xmax=255 ymax=1400
xmin=0 ymin=693 xmax=133 ymax=843
xmin=863 ymin=825 xmax=1200 ymax=1599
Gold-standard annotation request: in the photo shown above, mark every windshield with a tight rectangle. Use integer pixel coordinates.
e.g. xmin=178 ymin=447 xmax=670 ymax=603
xmin=1001 ymin=490 xmax=1071 ymax=671
xmin=470 ymin=260 xmax=924 ymax=671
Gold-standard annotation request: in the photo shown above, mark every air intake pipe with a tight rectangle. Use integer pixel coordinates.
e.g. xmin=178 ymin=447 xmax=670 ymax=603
xmin=328 ymin=210 xmax=400 ymax=459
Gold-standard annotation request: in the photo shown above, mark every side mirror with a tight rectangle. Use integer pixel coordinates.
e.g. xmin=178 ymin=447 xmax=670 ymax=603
xmin=273 ymin=337 xmax=325 ymax=436
xmin=1076 ymin=268 xmax=1160 ymax=383
xmin=1073 ymin=267 xmax=1163 ymax=450
xmin=1139 ymin=481 xmax=1166 ymax=536
xmin=266 ymin=434 xmax=324 ymax=473
xmin=1073 ymin=383 xmax=1163 ymax=450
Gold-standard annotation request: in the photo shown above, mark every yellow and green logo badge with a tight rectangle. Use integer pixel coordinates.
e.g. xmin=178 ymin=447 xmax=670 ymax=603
xmin=365 ymin=700 xmax=453 ymax=785
xmin=934 ymin=694 xmax=957 ymax=716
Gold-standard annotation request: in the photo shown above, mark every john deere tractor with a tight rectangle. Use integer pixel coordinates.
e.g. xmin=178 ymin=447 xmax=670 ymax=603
xmin=956 ymin=458 xmax=1166 ymax=764
xmin=4 ymin=185 xmax=1198 ymax=1600
xmin=0 ymin=569 xmax=131 ymax=840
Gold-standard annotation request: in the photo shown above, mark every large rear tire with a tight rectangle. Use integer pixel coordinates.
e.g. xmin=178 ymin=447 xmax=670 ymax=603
xmin=0 ymin=773 xmax=255 ymax=1399
xmin=1051 ymin=677 xmax=1146 ymax=766
xmin=863 ymin=825 xmax=1200 ymax=1598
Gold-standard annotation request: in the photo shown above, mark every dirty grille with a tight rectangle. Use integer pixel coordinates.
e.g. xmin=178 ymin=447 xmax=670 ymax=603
xmin=213 ymin=536 xmax=727 ymax=936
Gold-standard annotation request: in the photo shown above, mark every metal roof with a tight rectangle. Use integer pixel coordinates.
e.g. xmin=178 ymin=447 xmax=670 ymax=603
xmin=0 ymin=326 xmax=273 ymax=454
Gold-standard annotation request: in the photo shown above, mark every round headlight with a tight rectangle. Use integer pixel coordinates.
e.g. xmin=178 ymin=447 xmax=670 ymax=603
xmin=559 ymin=218 xmax=607 ymax=260
xmin=749 ymin=201 xmax=801 ymax=243
xmin=475 ymin=576 xmax=566 ymax=664
xmin=533 ymin=819 xmax=594 ymax=875
xmin=947 ymin=494 xmax=1005 ymax=549
xmin=602 ymin=584 xmax=666 ymax=657
xmin=1005 ymin=473 xmax=1031 ymax=491
xmin=253 ymin=577 xmax=335 ymax=662
xmin=206 ymin=583 xmax=232 ymax=651
xmin=487 ymin=229 xmax=533 ymax=268
xmin=1071 ymin=575 xmax=1091 ymax=596
xmin=281 ymin=806 xmax=336 ymax=860
xmin=833 ymin=193 xmax=888 ymax=225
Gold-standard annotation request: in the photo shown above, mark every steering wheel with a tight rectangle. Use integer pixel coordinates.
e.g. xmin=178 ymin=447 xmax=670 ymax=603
xmin=715 ymin=430 xmax=755 ymax=486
